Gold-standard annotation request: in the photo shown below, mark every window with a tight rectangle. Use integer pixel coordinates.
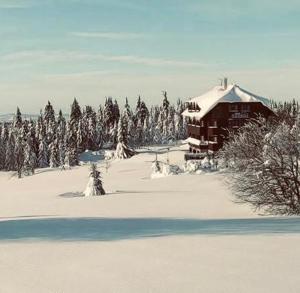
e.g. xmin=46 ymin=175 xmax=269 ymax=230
xmin=209 ymin=120 xmax=217 ymax=127
xmin=229 ymin=104 xmax=239 ymax=112
xmin=200 ymin=120 xmax=204 ymax=127
xmin=213 ymin=136 xmax=218 ymax=142
xmin=241 ymin=104 xmax=250 ymax=112
xmin=201 ymin=136 xmax=204 ymax=142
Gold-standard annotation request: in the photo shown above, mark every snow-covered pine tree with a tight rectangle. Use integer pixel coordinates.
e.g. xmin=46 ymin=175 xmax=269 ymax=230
xmin=0 ymin=124 xmax=8 ymax=170
xmin=14 ymin=130 xmax=24 ymax=178
xmin=139 ymin=101 xmax=149 ymax=125
xmin=96 ymin=105 xmax=104 ymax=148
xmin=84 ymin=163 xmax=105 ymax=196
xmin=162 ymin=91 xmax=170 ymax=118
xmin=58 ymin=140 xmax=66 ymax=167
xmin=44 ymin=101 xmax=55 ymax=126
xmin=23 ymin=133 xmax=37 ymax=175
xmin=14 ymin=107 xmax=22 ymax=129
xmin=49 ymin=140 xmax=60 ymax=168
xmin=113 ymin=100 xmax=120 ymax=125
xmin=134 ymin=118 xmax=144 ymax=147
xmin=143 ymin=116 xmax=151 ymax=145
xmin=57 ymin=109 xmax=66 ymax=144
xmin=103 ymin=97 xmax=115 ymax=141
xmin=66 ymin=121 xmax=79 ymax=166
xmin=115 ymin=114 xmax=135 ymax=159
xmin=76 ymin=120 xmax=85 ymax=153
xmin=67 ymin=99 xmax=81 ymax=166
xmin=5 ymin=128 xmax=16 ymax=171
xmin=38 ymin=135 xmax=49 ymax=168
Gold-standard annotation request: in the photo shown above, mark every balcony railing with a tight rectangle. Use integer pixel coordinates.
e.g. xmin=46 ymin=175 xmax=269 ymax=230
xmin=231 ymin=112 xmax=249 ymax=119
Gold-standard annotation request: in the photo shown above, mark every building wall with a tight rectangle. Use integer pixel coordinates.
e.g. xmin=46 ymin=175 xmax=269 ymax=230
xmin=186 ymin=102 xmax=273 ymax=153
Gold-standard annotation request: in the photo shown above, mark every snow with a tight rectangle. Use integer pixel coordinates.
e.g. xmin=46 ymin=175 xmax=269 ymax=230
xmin=184 ymin=137 xmax=203 ymax=146
xmin=182 ymin=84 xmax=272 ymax=120
xmin=0 ymin=145 xmax=299 ymax=293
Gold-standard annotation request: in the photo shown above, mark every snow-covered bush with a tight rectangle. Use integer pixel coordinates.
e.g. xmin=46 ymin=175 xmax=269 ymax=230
xmin=183 ymin=157 xmax=218 ymax=174
xmin=104 ymin=150 xmax=115 ymax=161
xmin=183 ymin=160 xmax=201 ymax=173
xmin=151 ymin=161 xmax=181 ymax=178
xmin=220 ymin=117 xmax=300 ymax=215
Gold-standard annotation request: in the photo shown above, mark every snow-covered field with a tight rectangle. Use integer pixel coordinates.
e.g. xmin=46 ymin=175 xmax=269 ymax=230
xmin=0 ymin=145 xmax=300 ymax=293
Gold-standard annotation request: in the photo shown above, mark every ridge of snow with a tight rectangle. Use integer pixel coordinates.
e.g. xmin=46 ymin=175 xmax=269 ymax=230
xmin=182 ymin=84 xmax=271 ymax=120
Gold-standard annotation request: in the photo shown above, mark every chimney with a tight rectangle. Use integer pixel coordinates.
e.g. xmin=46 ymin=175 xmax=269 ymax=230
xmin=224 ymin=77 xmax=228 ymax=90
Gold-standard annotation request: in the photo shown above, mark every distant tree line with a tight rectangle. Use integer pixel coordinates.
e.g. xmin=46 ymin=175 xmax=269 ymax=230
xmin=0 ymin=93 xmax=186 ymax=177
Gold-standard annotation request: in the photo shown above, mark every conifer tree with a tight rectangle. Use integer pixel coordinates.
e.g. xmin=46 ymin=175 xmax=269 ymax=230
xmin=38 ymin=135 xmax=49 ymax=168
xmin=5 ymin=129 xmax=16 ymax=171
xmin=14 ymin=107 xmax=22 ymax=129
xmin=84 ymin=163 xmax=105 ymax=196
xmin=23 ymin=133 xmax=37 ymax=175
xmin=49 ymin=140 xmax=59 ymax=168
xmin=115 ymin=115 xmax=135 ymax=159
xmin=14 ymin=131 xmax=24 ymax=178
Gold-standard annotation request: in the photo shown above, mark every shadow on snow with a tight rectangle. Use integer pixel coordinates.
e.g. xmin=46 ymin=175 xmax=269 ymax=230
xmin=1 ymin=217 xmax=300 ymax=242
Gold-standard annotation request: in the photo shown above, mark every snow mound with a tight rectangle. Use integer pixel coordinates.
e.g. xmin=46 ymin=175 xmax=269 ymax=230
xmin=183 ymin=157 xmax=219 ymax=174
xmin=151 ymin=161 xmax=181 ymax=178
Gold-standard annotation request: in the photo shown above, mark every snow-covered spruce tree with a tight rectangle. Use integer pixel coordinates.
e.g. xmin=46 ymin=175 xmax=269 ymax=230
xmin=49 ymin=140 xmax=60 ymax=168
xmin=103 ymin=97 xmax=115 ymax=143
xmin=66 ymin=99 xmax=81 ymax=166
xmin=0 ymin=124 xmax=8 ymax=170
xmin=14 ymin=130 xmax=24 ymax=178
xmin=38 ymin=135 xmax=49 ymax=168
xmin=115 ymin=114 xmax=135 ymax=159
xmin=58 ymin=140 xmax=66 ymax=167
xmin=23 ymin=133 xmax=37 ymax=175
xmin=84 ymin=163 xmax=105 ymax=196
xmin=44 ymin=101 xmax=56 ymax=127
xmin=134 ymin=118 xmax=144 ymax=147
xmin=96 ymin=105 xmax=104 ymax=148
xmin=13 ymin=107 xmax=22 ymax=129
xmin=220 ymin=117 xmax=300 ymax=215
xmin=5 ymin=129 xmax=16 ymax=171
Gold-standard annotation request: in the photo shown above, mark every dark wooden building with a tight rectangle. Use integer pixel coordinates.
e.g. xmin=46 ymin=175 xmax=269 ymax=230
xmin=182 ymin=80 xmax=274 ymax=154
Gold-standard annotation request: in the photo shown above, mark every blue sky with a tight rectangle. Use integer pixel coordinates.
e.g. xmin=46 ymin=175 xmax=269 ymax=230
xmin=1 ymin=0 xmax=300 ymax=113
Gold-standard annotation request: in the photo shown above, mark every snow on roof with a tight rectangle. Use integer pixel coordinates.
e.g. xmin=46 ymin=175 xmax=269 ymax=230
xmin=184 ymin=137 xmax=202 ymax=146
xmin=182 ymin=84 xmax=271 ymax=119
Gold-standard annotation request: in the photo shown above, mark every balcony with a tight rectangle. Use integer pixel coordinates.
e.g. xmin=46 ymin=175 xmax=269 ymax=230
xmin=231 ymin=112 xmax=249 ymax=119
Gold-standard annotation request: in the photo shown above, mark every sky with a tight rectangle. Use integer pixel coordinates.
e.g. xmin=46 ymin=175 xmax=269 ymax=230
xmin=1 ymin=0 xmax=300 ymax=113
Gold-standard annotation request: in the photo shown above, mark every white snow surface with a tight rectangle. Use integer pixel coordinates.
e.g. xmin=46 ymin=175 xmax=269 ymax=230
xmin=182 ymin=84 xmax=271 ymax=119
xmin=0 ymin=145 xmax=299 ymax=293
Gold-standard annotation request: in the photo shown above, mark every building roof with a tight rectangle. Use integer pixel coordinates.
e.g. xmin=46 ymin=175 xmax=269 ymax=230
xmin=182 ymin=83 xmax=271 ymax=120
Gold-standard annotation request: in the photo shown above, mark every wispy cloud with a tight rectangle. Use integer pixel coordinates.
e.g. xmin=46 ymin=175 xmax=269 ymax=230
xmin=0 ymin=0 xmax=32 ymax=8
xmin=0 ymin=50 xmax=205 ymax=68
xmin=70 ymin=31 xmax=145 ymax=40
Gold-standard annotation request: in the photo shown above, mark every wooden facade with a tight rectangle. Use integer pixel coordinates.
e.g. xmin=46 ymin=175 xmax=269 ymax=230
xmin=183 ymin=84 xmax=274 ymax=154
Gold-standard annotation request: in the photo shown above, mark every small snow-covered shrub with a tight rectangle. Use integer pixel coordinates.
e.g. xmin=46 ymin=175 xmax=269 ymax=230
xmin=151 ymin=161 xmax=181 ymax=178
xmin=104 ymin=150 xmax=115 ymax=161
xmin=84 ymin=163 xmax=105 ymax=196
xmin=183 ymin=160 xmax=201 ymax=173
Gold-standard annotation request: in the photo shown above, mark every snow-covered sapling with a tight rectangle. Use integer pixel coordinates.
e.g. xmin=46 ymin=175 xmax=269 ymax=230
xmin=84 ymin=163 xmax=105 ymax=196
